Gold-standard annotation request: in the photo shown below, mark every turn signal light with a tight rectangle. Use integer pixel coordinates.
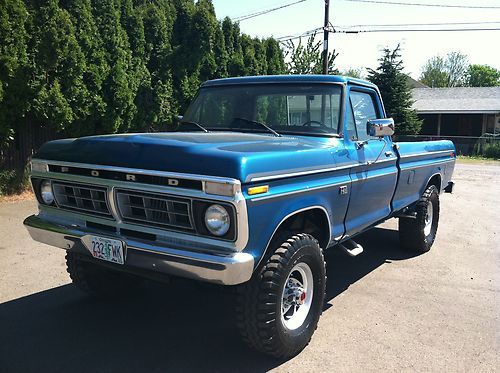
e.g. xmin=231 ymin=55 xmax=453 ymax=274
xmin=248 ymin=185 xmax=269 ymax=195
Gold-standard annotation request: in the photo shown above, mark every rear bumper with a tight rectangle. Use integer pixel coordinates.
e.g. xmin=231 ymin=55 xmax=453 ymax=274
xmin=24 ymin=215 xmax=254 ymax=285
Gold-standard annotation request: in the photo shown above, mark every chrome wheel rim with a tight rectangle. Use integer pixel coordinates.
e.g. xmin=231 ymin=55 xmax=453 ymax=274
xmin=424 ymin=202 xmax=433 ymax=236
xmin=281 ymin=262 xmax=314 ymax=330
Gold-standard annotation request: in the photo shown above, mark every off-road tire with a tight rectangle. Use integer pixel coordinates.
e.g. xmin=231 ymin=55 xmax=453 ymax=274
xmin=66 ymin=252 xmax=142 ymax=296
xmin=399 ymin=185 xmax=440 ymax=253
xmin=236 ymin=233 xmax=326 ymax=358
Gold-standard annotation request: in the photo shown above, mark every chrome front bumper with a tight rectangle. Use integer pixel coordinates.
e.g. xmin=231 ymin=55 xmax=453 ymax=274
xmin=24 ymin=215 xmax=254 ymax=285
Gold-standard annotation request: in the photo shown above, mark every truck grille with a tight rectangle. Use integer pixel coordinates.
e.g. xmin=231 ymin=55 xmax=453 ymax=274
xmin=116 ymin=190 xmax=193 ymax=231
xmin=52 ymin=182 xmax=112 ymax=218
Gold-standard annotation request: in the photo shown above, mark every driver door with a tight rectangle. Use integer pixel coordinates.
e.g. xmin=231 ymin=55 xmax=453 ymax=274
xmin=343 ymin=88 xmax=398 ymax=237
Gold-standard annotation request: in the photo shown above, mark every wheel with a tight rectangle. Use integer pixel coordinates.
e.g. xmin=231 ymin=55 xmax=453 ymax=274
xmin=66 ymin=252 xmax=142 ymax=296
xmin=236 ymin=233 xmax=326 ymax=358
xmin=399 ymin=185 xmax=440 ymax=253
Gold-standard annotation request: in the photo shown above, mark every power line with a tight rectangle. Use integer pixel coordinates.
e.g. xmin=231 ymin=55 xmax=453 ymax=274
xmin=277 ymin=25 xmax=500 ymax=41
xmin=276 ymin=27 xmax=323 ymax=41
xmin=341 ymin=0 xmax=500 ymax=9
xmin=335 ymin=21 xmax=500 ymax=28
xmin=232 ymin=0 xmax=309 ymax=22
xmin=336 ymin=27 xmax=500 ymax=33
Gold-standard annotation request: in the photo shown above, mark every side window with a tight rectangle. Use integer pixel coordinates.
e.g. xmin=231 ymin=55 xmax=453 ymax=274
xmin=349 ymin=91 xmax=379 ymax=141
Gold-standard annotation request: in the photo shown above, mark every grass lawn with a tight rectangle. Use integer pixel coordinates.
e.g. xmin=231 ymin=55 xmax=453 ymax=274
xmin=456 ymin=155 xmax=500 ymax=164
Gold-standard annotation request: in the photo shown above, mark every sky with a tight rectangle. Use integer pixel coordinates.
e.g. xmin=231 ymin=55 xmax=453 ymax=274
xmin=211 ymin=0 xmax=500 ymax=79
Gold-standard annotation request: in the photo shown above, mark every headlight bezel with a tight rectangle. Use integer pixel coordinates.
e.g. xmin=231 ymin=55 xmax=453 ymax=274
xmin=40 ymin=179 xmax=55 ymax=205
xmin=31 ymin=178 xmax=56 ymax=206
xmin=192 ymin=200 xmax=236 ymax=241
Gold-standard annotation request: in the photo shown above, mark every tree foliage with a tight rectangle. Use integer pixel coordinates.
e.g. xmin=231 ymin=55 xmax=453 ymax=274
xmin=420 ymin=52 xmax=499 ymax=88
xmin=420 ymin=52 xmax=469 ymax=87
xmin=284 ymin=33 xmax=338 ymax=75
xmin=0 ymin=0 xmax=287 ymax=146
xmin=342 ymin=67 xmax=364 ymax=79
xmin=466 ymin=64 xmax=500 ymax=87
xmin=368 ymin=45 xmax=422 ymax=135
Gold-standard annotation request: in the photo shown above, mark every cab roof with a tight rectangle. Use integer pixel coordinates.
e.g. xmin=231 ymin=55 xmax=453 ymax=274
xmin=201 ymin=74 xmax=377 ymax=89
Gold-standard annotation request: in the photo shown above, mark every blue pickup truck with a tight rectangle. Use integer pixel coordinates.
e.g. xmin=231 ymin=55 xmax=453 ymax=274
xmin=25 ymin=75 xmax=455 ymax=358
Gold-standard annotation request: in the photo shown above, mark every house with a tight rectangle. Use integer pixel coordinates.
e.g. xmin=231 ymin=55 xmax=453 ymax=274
xmin=411 ymin=87 xmax=500 ymax=137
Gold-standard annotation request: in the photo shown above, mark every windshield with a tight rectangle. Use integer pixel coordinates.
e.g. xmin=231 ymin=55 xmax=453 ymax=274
xmin=183 ymin=84 xmax=342 ymax=136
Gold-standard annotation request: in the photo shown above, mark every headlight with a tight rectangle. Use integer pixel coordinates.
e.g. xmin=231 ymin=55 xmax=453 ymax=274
xmin=204 ymin=204 xmax=230 ymax=236
xmin=40 ymin=180 xmax=54 ymax=205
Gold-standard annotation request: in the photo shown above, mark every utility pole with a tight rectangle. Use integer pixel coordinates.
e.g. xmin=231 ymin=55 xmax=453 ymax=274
xmin=321 ymin=0 xmax=330 ymax=125
xmin=322 ymin=0 xmax=330 ymax=74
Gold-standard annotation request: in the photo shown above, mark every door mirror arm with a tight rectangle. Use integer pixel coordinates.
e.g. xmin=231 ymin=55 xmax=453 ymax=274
xmin=355 ymin=140 xmax=368 ymax=150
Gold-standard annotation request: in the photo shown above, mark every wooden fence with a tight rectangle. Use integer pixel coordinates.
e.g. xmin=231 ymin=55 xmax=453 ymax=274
xmin=0 ymin=123 xmax=60 ymax=172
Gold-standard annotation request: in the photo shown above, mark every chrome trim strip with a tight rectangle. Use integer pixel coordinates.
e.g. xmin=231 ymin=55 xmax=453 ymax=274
xmin=248 ymin=149 xmax=452 ymax=182
xmin=250 ymin=165 xmax=350 ymax=182
xmin=107 ymin=187 xmax=122 ymax=223
xmin=249 ymin=157 xmax=396 ymax=182
xmin=400 ymin=159 xmax=455 ymax=170
xmin=399 ymin=150 xmax=453 ymax=159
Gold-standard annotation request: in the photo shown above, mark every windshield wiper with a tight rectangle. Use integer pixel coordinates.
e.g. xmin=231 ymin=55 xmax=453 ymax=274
xmin=233 ymin=117 xmax=281 ymax=137
xmin=180 ymin=120 xmax=210 ymax=133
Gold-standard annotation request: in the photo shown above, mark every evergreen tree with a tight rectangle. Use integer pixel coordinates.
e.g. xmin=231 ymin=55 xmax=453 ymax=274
xmin=241 ymin=34 xmax=258 ymax=75
xmin=0 ymin=0 xmax=287 ymax=155
xmin=138 ymin=1 xmax=174 ymax=129
xmin=0 ymin=0 xmax=29 ymax=144
xmin=225 ymin=19 xmax=245 ymax=76
xmin=93 ymin=0 xmax=136 ymax=133
xmin=253 ymin=38 xmax=268 ymax=75
xmin=65 ymin=0 xmax=107 ymax=136
xmin=192 ymin=0 xmax=218 ymax=82
xmin=367 ymin=45 xmax=422 ymax=135
xmin=213 ymin=23 xmax=228 ymax=78
xmin=30 ymin=0 xmax=91 ymax=135
xmin=264 ymin=38 xmax=286 ymax=75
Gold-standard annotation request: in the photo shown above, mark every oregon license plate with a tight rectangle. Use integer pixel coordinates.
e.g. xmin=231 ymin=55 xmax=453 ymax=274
xmin=86 ymin=236 xmax=125 ymax=265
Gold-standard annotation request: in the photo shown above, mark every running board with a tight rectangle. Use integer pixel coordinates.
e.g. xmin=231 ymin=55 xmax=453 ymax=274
xmin=338 ymin=239 xmax=364 ymax=257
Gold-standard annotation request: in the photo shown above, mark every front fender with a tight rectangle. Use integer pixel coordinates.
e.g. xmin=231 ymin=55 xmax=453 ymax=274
xmin=243 ymin=190 xmax=335 ymax=267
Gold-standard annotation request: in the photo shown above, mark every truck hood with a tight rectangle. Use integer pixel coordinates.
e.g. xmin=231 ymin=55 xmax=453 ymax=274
xmin=34 ymin=132 xmax=341 ymax=183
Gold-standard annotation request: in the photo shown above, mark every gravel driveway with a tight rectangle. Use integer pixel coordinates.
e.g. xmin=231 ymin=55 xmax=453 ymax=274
xmin=0 ymin=162 xmax=498 ymax=372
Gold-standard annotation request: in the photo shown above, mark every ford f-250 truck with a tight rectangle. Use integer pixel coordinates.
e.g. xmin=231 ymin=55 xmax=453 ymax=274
xmin=25 ymin=75 xmax=455 ymax=358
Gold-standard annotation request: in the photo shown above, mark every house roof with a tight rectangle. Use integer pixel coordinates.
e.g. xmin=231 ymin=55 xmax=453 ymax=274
xmin=412 ymin=87 xmax=500 ymax=114
xmin=406 ymin=76 xmax=428 ymax=89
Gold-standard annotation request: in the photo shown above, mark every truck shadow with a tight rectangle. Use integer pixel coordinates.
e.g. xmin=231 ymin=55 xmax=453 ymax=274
xmin=0 ymin=227 xmax=419 ymax=373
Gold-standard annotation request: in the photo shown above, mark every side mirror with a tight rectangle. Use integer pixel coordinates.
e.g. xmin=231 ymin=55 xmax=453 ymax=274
xmin=367 ymin=118 xmax=395 ymax=137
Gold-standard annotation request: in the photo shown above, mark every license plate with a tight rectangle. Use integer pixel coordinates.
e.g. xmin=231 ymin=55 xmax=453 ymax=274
xmin=85 ymin=236 xmax=125 ymax=265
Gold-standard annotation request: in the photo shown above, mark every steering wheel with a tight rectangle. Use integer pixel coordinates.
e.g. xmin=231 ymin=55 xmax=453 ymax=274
xmin=301 ymin=120 xmax=328 ymax=128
